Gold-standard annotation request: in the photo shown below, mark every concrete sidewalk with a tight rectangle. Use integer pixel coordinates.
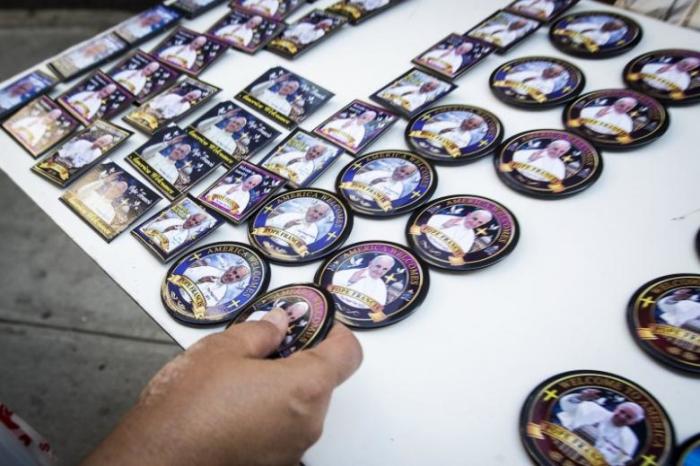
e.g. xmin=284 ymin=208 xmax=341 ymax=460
xmin=0 ymin=10 xmax=180 ymax=465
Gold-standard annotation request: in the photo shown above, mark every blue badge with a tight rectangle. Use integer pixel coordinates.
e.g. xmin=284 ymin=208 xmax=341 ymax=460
xmin=490 ymin=56 xmax=585 ymax=108
xmin=315 ymin=241 xmax=429 ymax=329
xmin=406 ymin=105 xmax=503 ymax=164
xmin=162 ymin=242 xmax=270 ymax=325
xmin=248 ymin=189 xmax=352 ymax=265
xmin=336 ymin=150 xmax=436 ymax=217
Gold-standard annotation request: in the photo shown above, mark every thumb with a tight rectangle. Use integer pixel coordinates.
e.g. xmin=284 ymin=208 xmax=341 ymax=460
xmin=224 ymin=308 xmax=289 ymax=358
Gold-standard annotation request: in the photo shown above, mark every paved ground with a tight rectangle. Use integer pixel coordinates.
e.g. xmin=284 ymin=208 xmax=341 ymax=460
xmin=0 ymin=10 xmax=181 ymax=465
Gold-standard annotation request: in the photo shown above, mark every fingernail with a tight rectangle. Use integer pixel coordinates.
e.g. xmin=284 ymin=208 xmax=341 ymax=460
xmin=262 ymin=308 xmax=288 ymax=332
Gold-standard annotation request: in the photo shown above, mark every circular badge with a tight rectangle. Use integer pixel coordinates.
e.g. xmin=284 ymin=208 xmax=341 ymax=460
xmin=335 ymin=150 xmax=437 ymax=217
xmin=489 ymin=56 xmax=585 ymax=109
xmin=549 ymin=11 xmax=642 ymax=59
xmin=495 ymin=129 xmax=603 ymax=199
xmin=623 ymin=49 xmax=700 ymax=106
xmin=405 ymin=195 xmax=519 ymax=272
xmin=228 ymin=284 xmax=334 ymax=358
xmin=627 ymin=274 xmax=700 ymax=375
xmin=405 ymin=105 xmax=503 ymax=165
xmin=161 ymin=242 xmax=270 ymax=326
xmin=675 ymin=433 xmax=700 ymax=466
xmin=315 ymin=241 xmax=429 ymax=329
xmin=563 ymin=89 xmax=669 ymax=151
xmin=520 ymin=370 xmax=676 ymax=466
xmin=248 ymin=188 xmax=352 ymax=265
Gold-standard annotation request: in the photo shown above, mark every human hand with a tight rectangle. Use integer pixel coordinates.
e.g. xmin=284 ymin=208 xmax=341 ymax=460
xmin=80 ymin=309 xmax=363 ymax=466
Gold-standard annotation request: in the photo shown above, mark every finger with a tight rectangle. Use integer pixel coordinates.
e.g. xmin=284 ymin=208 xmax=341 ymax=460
xmin=223 ymin=308 xmax=289 ymax=358
xmin=293 ymin=323 xmax=363 ymax=388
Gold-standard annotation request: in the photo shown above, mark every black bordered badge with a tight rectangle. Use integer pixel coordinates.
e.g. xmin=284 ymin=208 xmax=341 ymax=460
xmin=265 ymin=9 xmax=347 ymax=60
xmin=56 ymin=70 xmax=134 ymax=126
xmin=520 ymin=370 xmax=676 ymax=466
xmin=60 ymin=161 xmax=162 ymax=243
xmin=248 ymin=188 xmax=352 ymax=265
xmin=123 ymin=76 xmax=221 ymax=135
xmin=406 ymin=195 xmax=519 ymax=272
xmin=563 ymin=88 xmax=669 ymax=151
xmin=0 ymin=70 xmax=57 ymax=120
xmin=412 ymin=33 xmax=494 ymax=80
xmin=335 ymin=150 xmax=436 ymax=217
xmin=495 ymin=129 xmax=603 ymax=199
xmin=161 ymin=242 xmax=270 ymax=326
xmin=675 ymin=433 xmax=700 ymax=465
xmin=325 ymin=0 xmax=403 ymax=25
xmin=198 ymin=160 xmax=285 ymax=225
xmin=623 ymin=49 xmax=700 ymax=106
xmin=107 ymin=50 xmax=182 ymax=105
xmin=126 ymin=125 xmax=221 ymax=201
xmin=228 ymin=283 xmax=334 ymax=357
xmin=207 ymin=7 xmax=285 ymax=54
xmin=505 ymin=0 xmax=579 ymax=23
xmin=315 ymin=241 xmax=429 ymax=329
xmin=627 ymin=273 xmax=700 ymax=375
xmin=466 ymin=10 xmax=542 ymax=55
xmin=489 ymin=56 xmax=585 ymax=108
xmin=406 ymin=105 xmax=503 ymax=164
xmin=549 ymin=11 xmax=642 ymax=59
xmin=132 ymin=194 xmax=224 ymax=263
xmin=370 ymin=68 xmax=457 ymax=120
xmin=32 ymin=120 xmax=133 ymax=188
xmin=2 ymin=95 xmax=80 ymax=159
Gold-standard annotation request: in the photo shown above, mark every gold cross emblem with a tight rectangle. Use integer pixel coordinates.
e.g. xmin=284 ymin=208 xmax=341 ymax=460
xmin=476 ymin=227 xmax=488 ymax=236
xmin=227 ymin=299 xmax=240 ymax=309
xmin=410 ymin=190 xmax=421 ymax=199
xmin=543 ymin=389 xmax=559 ymax=401
xmin=640 ymin=297 xmax=655 ymax=307
xmin=562 ymin=155 xmax=573 ymax=162
xmin=264 ymin=205 xmax=274 ymax=213
xmin=640 ymin=455 xmax=657 ymax=466
xmin=384 ymin=274 xmax=396 ymax=284
xmin=327 ymin=231 xmax=337 ymax=240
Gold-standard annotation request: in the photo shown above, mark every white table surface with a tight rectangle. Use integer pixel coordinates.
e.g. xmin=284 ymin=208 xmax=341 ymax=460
xmin=1 ymin=1 xmax=699 ymax=464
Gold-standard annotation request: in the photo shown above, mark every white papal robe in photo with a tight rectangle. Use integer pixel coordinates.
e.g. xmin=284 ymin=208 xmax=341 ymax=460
xmin=145 ymin=217 xmax=209 ymax=252
xmin=147 ymin=93 xmax=190 ymax=120
xmin=215 ymin=24 xmax=254 ymax=46
xmin=9 ymin=116 xmax=51 ymax=147
xmin=113 ymin=69 xmax=148 ymax=96
xmin=263 ymin=150 xmax=316 ymax=184
xmin=207 ymin=184 xmax=251 ymax=213
xmin=422 ymin=120 xmax=480 ymax=149
xmin=283 ymin=23 xmax=325 ymax=45
xmin=379 ymin=84 xmax=431 ymax=111
xmin=58 ymin=139 xmax=102 ymax=168
xmin=657 ymin=296 xmax=700 ymax=327
xmin=580 ymin=105 xmax=633 ymax=135
xmin=320 ymin=118 xmax=367 ymax=150
xmin=76 ymin=180 xmax=117 ymax=224
xmin=420 ymin=49 xmax=464 ymax=75
xmin=266 ymin=212 xmax=320 ymax=246
xmin=332 ymin=267 xmax=388 ymax=308
xmin=352 ymin=169 xmax=405 ymax=201
xmin=641 ymin=63 xmax=692 ymax=91
xmin=505 ymin=69 xmax=560 ymax=95
xmin=250 ymin=79 xmax=293 ymax=116
xmin=557 ymin=394 xmax=639 ymax=466
xmin=426 ymin=214 xmax=476 ymax=254
xmin=512 ymin=149 xmax=566 ymax=182
xmin=242 ymin=0 xmax=279 ymax=17
xmin=158 ymin=44 xmax=197 ymax=70
xmin=67 ymin=90 xmax=103 ymax=121
xmin=565 ymin=22 xmax=615 ymax=46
